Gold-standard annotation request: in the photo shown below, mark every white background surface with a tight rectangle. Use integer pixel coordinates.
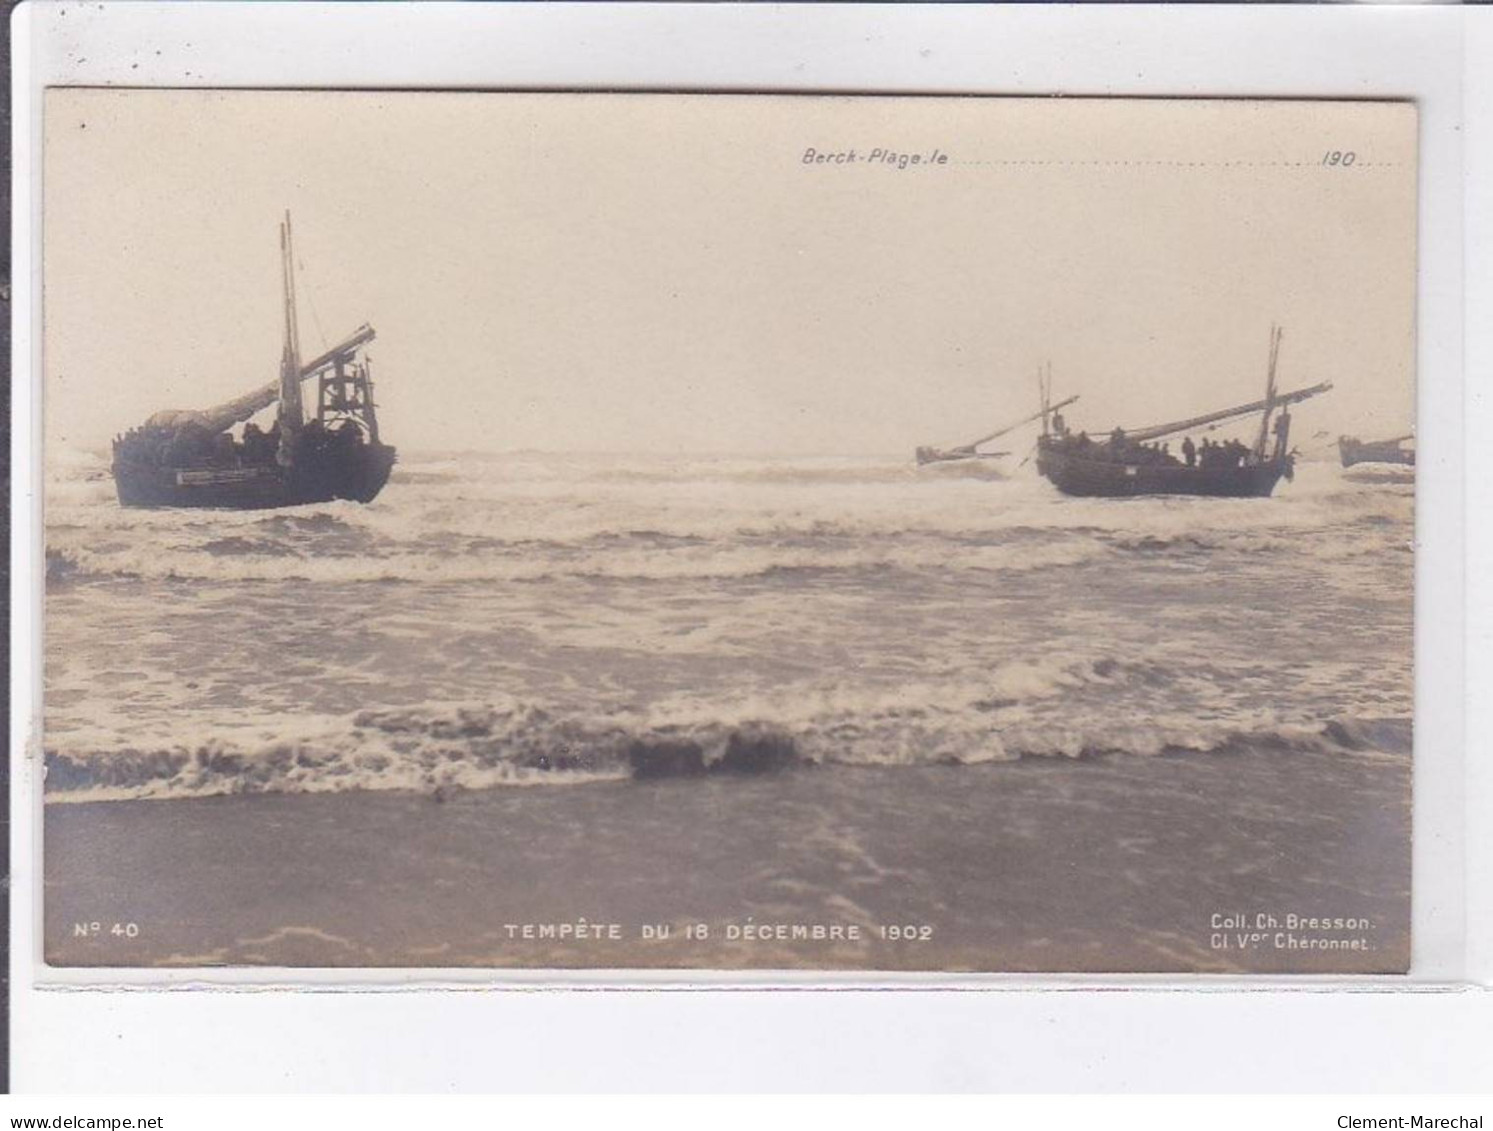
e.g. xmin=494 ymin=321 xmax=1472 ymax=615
xmin=10 ymin=1 xmax=1493 ymax=1092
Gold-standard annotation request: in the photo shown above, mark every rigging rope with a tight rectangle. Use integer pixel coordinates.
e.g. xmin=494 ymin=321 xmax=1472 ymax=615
xmin=296 ymin=254 xmax=331 ymax=352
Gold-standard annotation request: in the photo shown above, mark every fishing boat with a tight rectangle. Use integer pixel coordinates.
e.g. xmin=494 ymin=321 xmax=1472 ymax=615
xmin=1338 ymin=434 xmax=1414 ymax=468
xmin=916 ymin=391 xmax=1079 ymax=467
xmin=111 ymin=213 xmax=396 ymax=509
xmin=1035 ymin=327 xmax=1332 ymax=498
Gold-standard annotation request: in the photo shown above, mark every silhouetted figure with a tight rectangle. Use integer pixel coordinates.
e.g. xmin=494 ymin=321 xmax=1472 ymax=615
xmin=243 ymin=421 xmax=266 ymax=462
xmin=1182 ymin=436 xmax=1196 ymax=468
xmin=1272 ymin=409 xmax=1292 ymax=461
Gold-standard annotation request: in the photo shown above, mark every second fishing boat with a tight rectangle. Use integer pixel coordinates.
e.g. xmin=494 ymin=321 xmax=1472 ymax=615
xmin=1035 ymin=327 xmax=1332 ymax=499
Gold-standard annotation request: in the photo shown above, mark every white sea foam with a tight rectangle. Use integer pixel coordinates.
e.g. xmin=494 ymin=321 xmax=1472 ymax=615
xmin=43 ymin=697 xmax=1411 ymax=803
xmin=43 ymin=449 xmax=1415 ymax=802
xmin=44 ymin=657 xmax=1413 ymax=803
xmin=46 ymin=451 xmax=1408 ymax=584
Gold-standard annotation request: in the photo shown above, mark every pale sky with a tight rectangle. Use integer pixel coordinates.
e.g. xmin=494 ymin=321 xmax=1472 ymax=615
xmin=44 ymin=91 xmax=1416 ymax=456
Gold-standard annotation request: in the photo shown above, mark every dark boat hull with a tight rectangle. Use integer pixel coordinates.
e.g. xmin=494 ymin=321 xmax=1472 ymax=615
xmin=1338 ymin=439 xmax=1414 ymax=469
xmin=1037 ymin=440 xmax=1289 ymax=498
xmin=113 ymin=442 xmax=396 ymax=509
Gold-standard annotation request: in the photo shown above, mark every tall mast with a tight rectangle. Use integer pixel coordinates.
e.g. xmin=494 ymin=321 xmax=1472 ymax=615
xmin=1254 ymin=325 xmax=1282 ymax=459
xmin=276 ymin=211 xmax=305 ymax=466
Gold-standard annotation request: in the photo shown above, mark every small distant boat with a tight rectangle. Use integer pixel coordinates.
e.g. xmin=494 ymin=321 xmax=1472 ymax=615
xmin=1338 ymin=434 xmax=1414 ymax=468
xmin=111 ymin=213 xmax=396 ymax=509
xmin=1035 ymin=326 xmax=1333 ymax=499
xmin=916 ymin=392 xmax=1079 ymax=467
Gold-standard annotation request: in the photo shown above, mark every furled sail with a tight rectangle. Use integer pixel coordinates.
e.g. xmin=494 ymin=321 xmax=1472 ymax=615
xmin=917 ymin=395 xmax=1079 ymax=465
xmin=140 ymin=324 xmax=377 ymax=435
xmin=970 ymin=396 xmax=1079 ymax=448
xmin=1123 ymin=381 xmax=1333 ymax=445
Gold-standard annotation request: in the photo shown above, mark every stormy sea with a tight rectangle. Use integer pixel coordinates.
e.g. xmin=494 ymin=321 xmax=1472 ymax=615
xmin=42 ymin=451 xmax=1413 ymax=973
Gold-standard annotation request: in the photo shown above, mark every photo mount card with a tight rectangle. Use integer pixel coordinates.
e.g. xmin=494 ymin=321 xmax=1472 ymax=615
xmin=39 ymin=89 xmax=1416 ymax=976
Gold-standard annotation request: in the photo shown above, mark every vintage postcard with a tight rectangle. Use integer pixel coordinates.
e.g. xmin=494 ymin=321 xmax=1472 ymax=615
xmin=41 ymin=91 xmax=1415 ymax=973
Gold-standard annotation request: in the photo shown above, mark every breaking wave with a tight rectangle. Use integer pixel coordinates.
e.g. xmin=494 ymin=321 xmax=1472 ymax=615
xmin=44 ymin=650 xmax=1412 ymax=807
xmin=43 ymin=696 xmax=1410 ymax=804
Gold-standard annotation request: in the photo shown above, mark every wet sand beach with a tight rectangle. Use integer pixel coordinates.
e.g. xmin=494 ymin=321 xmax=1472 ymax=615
xmin=46 ymin=746 xmax=1409 ymax=973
